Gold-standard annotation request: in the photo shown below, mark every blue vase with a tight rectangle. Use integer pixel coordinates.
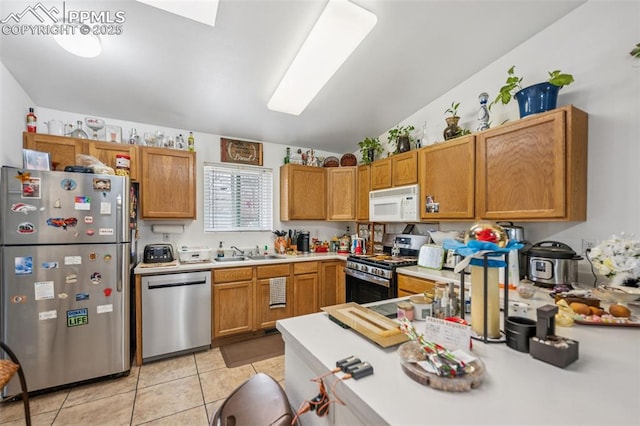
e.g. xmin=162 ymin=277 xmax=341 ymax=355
xmin=514 ymin=82 xmax=560 ymax=118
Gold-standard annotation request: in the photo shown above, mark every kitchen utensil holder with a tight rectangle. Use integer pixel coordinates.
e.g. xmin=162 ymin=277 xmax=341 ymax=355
xmin=459 ymin=252 xmax=509 ymax=344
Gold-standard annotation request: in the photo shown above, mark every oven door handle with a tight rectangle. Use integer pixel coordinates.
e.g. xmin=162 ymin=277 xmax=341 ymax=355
xmin=345 ymin=268 xmax=390 ymax=288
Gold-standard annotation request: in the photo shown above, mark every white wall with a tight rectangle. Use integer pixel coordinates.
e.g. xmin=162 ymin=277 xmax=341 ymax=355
xmin=0 ymin=62 xmax=34 ymax=167
xmin=380 ymin=1 xmax=640 ymax=284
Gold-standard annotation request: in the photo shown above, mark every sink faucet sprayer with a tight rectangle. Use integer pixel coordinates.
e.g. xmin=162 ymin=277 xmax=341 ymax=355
xmin=230 ymin=246 xmax=244 ymax=256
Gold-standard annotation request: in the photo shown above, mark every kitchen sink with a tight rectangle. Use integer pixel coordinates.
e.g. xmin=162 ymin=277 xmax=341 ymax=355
xmin=246 ymin=254 xmax=285 ymax=260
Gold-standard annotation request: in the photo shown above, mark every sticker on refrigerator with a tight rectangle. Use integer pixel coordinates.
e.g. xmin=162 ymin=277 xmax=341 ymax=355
xmin=64 ymin=256 xmax=82 ymax=265
xmin=90 ymin=272 xmax=102 ymax=284
xmin=54 ymin=198 xmax=62 ymax=208
xmin=39 ymin=310 xmax=57 ymax=321
xmin=12 ymin=295 xmax=27 ymax=304
xmin=15 ymin=256 xmax=33 ymax=275
xmin=84 ymin=216 xmax=94 ymax=224
xmin=61 ymin=178 xmax=77 ymax=191
xmin=41 ymin=261 xmax=59 ymax=269
xmin=74 ymin=196 xmax=90 ymax=210
xmin=97 ymin=304 xmax=113 ymax=314
xmin=58 ymin=293 xmax=68 ymax=299
xmin=21 ymin=177 xmax=41 ymax=199
xmin=86 ymin=229 xmax=95 ymax=236
xmin=34 ymin=281 xmax=55 ymax=300
xmin=11 ymin=203 xmax=37 ymax=215
xmin=103 ymin=254 xmax=112 ymax=262
xmin=16 ymin=222 xmax=36 ymax=234
xmin=75 ymin=292 xmax=89 ymax=301
xmin=103 ymin=288 xmax=113 ymax=297
xmin=93 ymin=178 xmax=111 ymax=191
xmin=100 ymin=202 xmax=112 ymax=215
xmin=46 ymin=217 xmax=78 ymax=230
xmin=67 ymin=308 xmax=88 ymax=327
xmin=65 ymin=274 xmax=78 ymax=284
xmin=89 ymin=252 xmax=97 ymax=261
xmin=99 ymin=228 xmax=114 ymax=236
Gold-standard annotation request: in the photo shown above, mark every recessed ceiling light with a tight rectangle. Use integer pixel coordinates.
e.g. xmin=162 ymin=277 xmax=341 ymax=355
xmin=267 ymin=0 xmax=377 ymax=116
xmin=53 ymin=26 xmax=101 ymax=58
xmin=136 ymin=0 xmax=219 ymax=27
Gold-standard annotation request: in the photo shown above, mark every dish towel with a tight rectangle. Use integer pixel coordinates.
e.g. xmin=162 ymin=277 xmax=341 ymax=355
xmin=269 ymin=277 xmax=287 ymax=309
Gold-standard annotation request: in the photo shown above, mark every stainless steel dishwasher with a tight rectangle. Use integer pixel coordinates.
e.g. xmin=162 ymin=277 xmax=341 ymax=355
xmin=142 ymin=270 xmax=211 ymax=361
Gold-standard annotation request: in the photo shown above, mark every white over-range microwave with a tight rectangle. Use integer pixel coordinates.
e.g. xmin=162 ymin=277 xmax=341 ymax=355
xmin=369 ymin=184 xmax=420 ymax=222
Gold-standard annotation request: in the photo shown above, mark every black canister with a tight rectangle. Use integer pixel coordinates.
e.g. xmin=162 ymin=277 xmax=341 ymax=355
xmin=297 ymin=231 xmax=310 ymax=253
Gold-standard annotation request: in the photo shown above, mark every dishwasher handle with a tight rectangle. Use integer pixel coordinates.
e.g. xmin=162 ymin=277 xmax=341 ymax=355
xmin=147 ymin=279 xmax=208 ymax=290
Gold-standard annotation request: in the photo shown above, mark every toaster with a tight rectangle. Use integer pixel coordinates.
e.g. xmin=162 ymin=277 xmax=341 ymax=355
xmin=143 ymin=244 xmax=174 ymax=263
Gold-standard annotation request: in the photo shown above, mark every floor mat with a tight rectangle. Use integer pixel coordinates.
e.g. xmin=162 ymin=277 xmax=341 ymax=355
xmin=220 ymin=333 xmax=285 ymax=368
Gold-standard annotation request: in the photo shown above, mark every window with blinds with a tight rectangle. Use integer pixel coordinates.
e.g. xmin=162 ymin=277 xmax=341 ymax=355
xmin=203 ymin=163 xmax=273 ymax=232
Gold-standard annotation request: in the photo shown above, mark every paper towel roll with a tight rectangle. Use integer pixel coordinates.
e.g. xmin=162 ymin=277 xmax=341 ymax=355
xmin=151 ymin=224 xmax=184 ymax=234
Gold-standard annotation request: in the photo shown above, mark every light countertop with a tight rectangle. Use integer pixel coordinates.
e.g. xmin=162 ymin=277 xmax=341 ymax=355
xmin=276 ymin=291 xmax=639 ymax=425
xmin=133 ymin=252 xmax=348 ymax=275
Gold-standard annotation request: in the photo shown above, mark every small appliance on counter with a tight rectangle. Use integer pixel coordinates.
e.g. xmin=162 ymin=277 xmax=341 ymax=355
xmin=143 ymin=243 xmax=174 ymax=263
xmin=178 ymin=246 xmax=212 ymax=263
xmin=524 ymin=241 xmax=582 ymax=287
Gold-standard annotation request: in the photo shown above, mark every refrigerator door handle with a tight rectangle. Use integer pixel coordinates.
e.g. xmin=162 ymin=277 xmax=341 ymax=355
xmin=117 ymin=243 xmax=129 ymax=293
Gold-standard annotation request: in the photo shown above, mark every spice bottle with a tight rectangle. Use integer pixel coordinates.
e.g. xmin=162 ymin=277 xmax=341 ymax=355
xmin=187 ymin=132 xmax=195 ymax=152
xmin=26 ymin=107 xmax=37 ymax=133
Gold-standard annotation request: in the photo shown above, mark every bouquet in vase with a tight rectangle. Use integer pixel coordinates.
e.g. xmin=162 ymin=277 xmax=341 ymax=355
xmin=589 ymin=233 xmax=640 ymax=287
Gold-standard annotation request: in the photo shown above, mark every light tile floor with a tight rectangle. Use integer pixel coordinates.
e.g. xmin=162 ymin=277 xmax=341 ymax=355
xmin=0 ymin=347 xmax=284 ymax=425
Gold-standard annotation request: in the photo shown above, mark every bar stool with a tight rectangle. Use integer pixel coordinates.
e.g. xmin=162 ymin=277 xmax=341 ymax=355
xmin=210 ymin=373 xmax=294 ymax=426
xmin=0 ymin=341 xmax=31 ymax=426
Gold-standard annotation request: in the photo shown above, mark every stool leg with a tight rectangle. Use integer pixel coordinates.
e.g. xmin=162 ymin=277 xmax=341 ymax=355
xmin=1 ymin=342 xmax=31 ymax=426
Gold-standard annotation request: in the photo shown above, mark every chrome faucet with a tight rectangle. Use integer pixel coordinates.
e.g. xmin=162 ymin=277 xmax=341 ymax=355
xmin=230 ymin=246 xmax=244 ymax=256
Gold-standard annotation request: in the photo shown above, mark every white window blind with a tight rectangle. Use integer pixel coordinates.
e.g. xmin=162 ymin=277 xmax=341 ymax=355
xmin=203 ymin=163 xmax=273 ymax=232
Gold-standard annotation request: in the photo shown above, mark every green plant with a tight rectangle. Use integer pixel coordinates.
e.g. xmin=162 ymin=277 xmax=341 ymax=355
xmin=631 ymin=43 xmax=640 ymax=59
xmin=387 ymin=125 xmax=415 ymax=151
xmin=444 ymin=102 xmax=460 ymax=117
xmin=491 ymin=66 xmax=574 ymax=107
xmin=357 ymin=137 xmax=383 ymax=164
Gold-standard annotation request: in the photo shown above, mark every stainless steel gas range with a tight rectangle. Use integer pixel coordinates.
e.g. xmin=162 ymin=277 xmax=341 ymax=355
xmin=345 ymin=234 xmax=430 ymax=304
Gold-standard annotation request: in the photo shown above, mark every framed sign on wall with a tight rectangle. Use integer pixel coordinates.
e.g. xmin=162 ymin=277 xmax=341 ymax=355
xmin=220 ymin=138 xmax=263 ymax=166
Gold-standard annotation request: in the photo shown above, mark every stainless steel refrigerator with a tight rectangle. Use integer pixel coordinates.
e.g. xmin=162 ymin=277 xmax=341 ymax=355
xmin=0 ymin=166 xmax=130 ymax=396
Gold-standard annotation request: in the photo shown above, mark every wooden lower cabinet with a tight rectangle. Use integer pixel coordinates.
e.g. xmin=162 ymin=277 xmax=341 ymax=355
xmin=254 ymin=264 xmax=292 ymax=330
xmin=293 ymin=262 xmax=319 ymax=316
xmin=319 ymin=260 xmax=346 ymax=309
xmin=213 ymin=267 xmax=254 ymax=338
xmin=397 ymin=274 xmax=436 ymax=298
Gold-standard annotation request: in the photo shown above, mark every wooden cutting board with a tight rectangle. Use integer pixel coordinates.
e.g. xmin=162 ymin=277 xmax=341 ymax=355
xmin=322 ymin=302 xmax=409 ymax=347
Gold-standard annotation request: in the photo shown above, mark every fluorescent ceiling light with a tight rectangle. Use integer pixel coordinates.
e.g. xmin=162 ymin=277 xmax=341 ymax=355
xmin=136 ymin=0 xmax=219 ymax=27
xmin=53 ymin=28 xmax=101 ymax=58
xmin=268 ymin=0 xmax=377 ymax=115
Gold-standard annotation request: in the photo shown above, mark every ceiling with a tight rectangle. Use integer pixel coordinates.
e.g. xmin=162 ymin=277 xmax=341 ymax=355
xmin=0 ymin=0 xmax=585 ymax=153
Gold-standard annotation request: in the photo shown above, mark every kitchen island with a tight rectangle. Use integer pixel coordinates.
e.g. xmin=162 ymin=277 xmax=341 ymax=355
xmin=276 ymin=292 xmax=639 ymax=425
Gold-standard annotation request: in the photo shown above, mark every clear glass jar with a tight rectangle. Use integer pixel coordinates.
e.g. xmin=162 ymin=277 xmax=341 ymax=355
xmin=70 ymin=120 xmax=88 ymax=139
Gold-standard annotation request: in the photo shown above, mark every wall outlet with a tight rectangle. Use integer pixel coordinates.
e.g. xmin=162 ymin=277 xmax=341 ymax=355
xmin=162 ymin=233 xmax=170 ymax=242
xmin=581 ymin=238 xmax=597 ymax=254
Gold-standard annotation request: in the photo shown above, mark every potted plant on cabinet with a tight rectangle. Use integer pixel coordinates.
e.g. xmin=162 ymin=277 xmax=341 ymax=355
xmin=631 ymin=43 xmax=640 ymax=58
xmin=492 ymin=66 xmax=574 ymax=118
xmin=443 ymin=102 xmax=463 ymax=140
xmin=358 ymin=137 xmax=383 ymax=164
xmin=387 ymin=125 xmax=415 ymax=153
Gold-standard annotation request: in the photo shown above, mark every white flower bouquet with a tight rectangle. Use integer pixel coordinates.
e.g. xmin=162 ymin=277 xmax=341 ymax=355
xmin=589 ymin=233 xmax=640 ymax=286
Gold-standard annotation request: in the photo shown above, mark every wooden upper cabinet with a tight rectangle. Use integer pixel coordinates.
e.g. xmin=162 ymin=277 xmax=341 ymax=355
xmin=280 ymin=164 xmax=327 ymax=220
xmin=356 ymin=165 xmax=370 ymax=221
xmin=370 ymin=157 xmax=392 ymax=190
xmin=140 ymin=147 xmax=196 ymax=219
xmin=391 ymin=150 xmax=418 ymax=186
xmin=23 ymin=132 xmax=84 ymax=171
xmin=327 ymin=167 xmax=356 ymax=221
xmin=87 ymin=141 xmax=139 ymax=181
xmin=475 ymin=105 xmax=587 ymax=221
xmin=419 ymin=135 xmax=475 ymax=220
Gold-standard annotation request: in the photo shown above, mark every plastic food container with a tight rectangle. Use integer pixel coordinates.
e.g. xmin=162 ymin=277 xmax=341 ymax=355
xmin=178 ymin=246 xmax=211 ymax=263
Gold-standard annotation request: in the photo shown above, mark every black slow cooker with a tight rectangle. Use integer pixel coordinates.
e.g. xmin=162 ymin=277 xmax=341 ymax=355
xmin=524 ymin=241 xmax=582 ymax=287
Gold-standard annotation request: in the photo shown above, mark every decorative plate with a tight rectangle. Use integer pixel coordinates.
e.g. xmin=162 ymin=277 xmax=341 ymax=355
xmin=323 ymin=156 xmax=339 ymax=167
xmin=340 ymin=153 xmax=357 ymax=166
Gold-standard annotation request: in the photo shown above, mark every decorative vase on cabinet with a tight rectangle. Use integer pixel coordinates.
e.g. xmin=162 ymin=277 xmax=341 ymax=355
xmin=443 ymin=116 xmax=462 ymax=140
xmin=397 ymin=136 xmax=411 ymax=153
